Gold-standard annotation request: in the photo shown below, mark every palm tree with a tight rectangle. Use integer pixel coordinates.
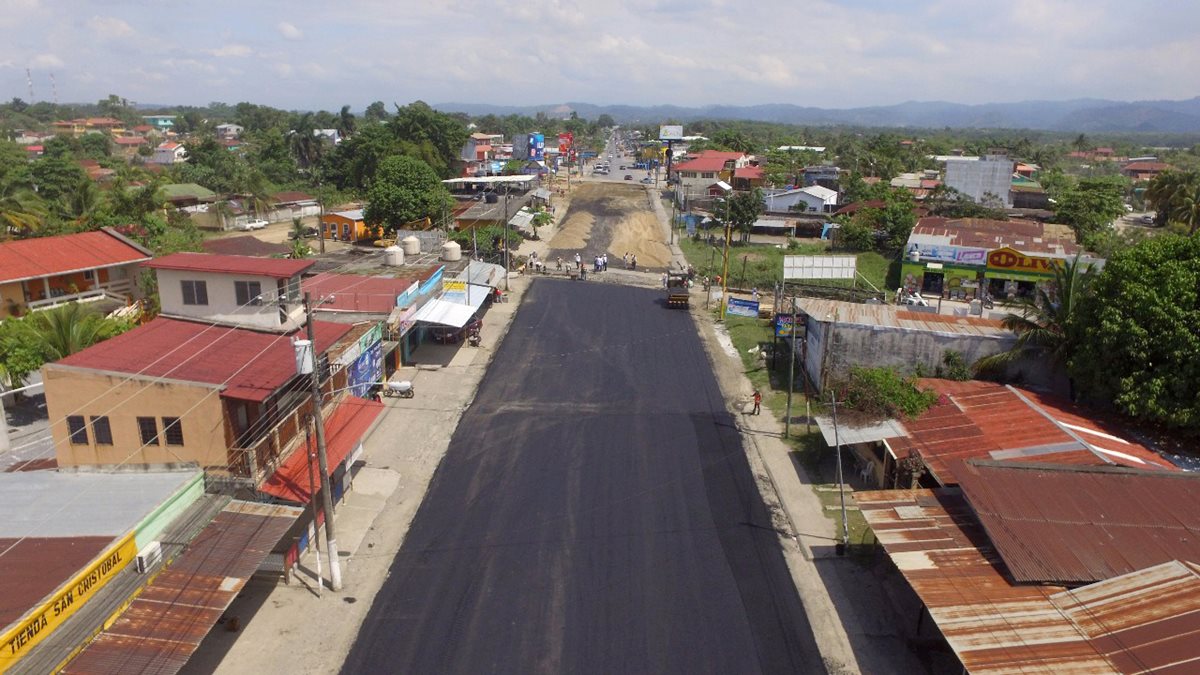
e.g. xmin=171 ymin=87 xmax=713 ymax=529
xmin=1170 ymin=182 xmax=1200 ymax=235
xmin=974 ymin=254 xmax=1094 ymax=375
xmin=22 ymin=302 xmax=130 ymax=361
xmin=0 ymin=182 xmax=47 ymax=238
xmin=56 ymin=175 xmax=101 ymax=225
xmin=1145 ymin=170 xmax=1199 ymax=226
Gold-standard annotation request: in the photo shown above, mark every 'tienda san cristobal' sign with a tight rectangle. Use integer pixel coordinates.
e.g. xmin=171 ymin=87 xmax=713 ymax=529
xmin=0 ymin=534 xmax=137 ymax=668
xmin=986 ymin=247 xmax=1064 ymax=274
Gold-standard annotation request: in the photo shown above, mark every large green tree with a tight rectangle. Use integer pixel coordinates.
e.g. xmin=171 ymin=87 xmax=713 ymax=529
xmin=1070 ymin=235 xmax=1200 ymax=431
xmin=363 ymin=155 xmax=453 ymax=231
xmin=1054 ymin=177 xmax=1127 ymax=243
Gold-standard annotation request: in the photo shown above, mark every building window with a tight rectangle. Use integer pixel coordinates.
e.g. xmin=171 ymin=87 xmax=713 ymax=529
xmin=181 ymin=280 xmax=208 ymax=306
xmin=701 ymin=172 xmax=715 ymax=179
xmin=67 ymin=416 xmax=89 ymax=445
xmin=235 ymin=280 xmax=263 ymax=306
xmin=161 ymin=417 xmax=184 ymax=446
xmin=90 ymin=416 xmax=113 ymax=445
xmin=137 ymin=417 xmax=159 ymax=446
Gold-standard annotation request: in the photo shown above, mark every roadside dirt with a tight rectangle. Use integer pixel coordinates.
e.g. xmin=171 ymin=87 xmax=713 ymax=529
xmin=548 ymin=182 xmax=672 ymax=270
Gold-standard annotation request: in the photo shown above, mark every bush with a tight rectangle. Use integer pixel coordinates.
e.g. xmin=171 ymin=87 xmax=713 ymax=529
xmin=935 ymin=351 xmax=971 ymax=381
xmin=837 ymin=220 xmax=876 ymax=252
xmin=838 ymin=366 xmax=938 ymax=420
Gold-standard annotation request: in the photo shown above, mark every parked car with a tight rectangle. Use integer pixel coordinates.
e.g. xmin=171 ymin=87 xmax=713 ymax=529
xmin=1139 ymin=214 xmax=1156 ymax=225
xmin=236 ymin=219 xmax=268 ymax=231
xmin=640 ymin=177 xmax=653 ymax=184
xmin=624 ymin=174 xmax=633 ymax=180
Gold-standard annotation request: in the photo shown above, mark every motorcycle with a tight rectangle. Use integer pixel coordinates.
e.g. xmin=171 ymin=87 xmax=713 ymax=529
xmin=382 ymin=380 xmax=415 ymax=399
xmin=467 ymin=330 xmax=482 ymax=348
xmin=981 ymin=293 xmax=995 ymax=310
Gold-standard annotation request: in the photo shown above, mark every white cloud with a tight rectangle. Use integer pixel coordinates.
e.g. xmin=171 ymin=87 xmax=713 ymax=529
xmin=30 ymin=53 xmax=63 ymax=68
xmin=278 ymin=21 xmax=303 ymax=40
xmin=87 ymin=16 xmax=135 ymax=38
xmin=208 ymin=44 xmax=252 ymax=58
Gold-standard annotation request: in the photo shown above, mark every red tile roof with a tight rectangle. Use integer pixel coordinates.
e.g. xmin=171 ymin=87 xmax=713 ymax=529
xmin=956 ymin=461 xmax=1200 ymax=585
xmin=0 ymin=229 xmax=152 ymax=284
xmin=1122 ymin=161 xmax=1172 ymax=172
xmin=302 ymin=269 xmax=437 ymax=314
xmin=885 ymin=380 xmax=1177 ymax=486
xmin=145 ymin=252 xmax=314 ymax=279
xmin=271 ymin=191 xmax=314 ymax=205
xmin=260 ymin=397 xmax=383 ymax=503
xmin=733 ymin=166 xmax=764 ymax=179
xmin=53 ymin=317 xmax=353 ymax=402
xmin=672 ymin=150 xmax=745 ymax=173
xmin=114 ymin=136 xmax=147 ymax=145
xmin=132 ymin=124 xmax=153 ymax=133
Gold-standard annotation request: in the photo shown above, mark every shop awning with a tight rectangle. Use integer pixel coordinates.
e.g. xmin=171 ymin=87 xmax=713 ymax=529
xmin=456 ymin=260 xmax=507 ymax=288
xmin=61 ymin=501 xmax=302 ymax=675
xmin=412 ymin=290 xmax=486 ymax=328
xmin=260 ymin=397 xmax=384 ymax=504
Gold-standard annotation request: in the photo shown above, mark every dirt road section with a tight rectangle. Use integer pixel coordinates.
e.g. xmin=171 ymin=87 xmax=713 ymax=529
xmin=548 ymin=182 xmax=672 ymax=270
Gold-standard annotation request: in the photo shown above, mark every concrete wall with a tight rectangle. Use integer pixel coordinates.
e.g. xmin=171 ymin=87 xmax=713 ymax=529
xmin=944 ymin=156 xmax=1013 ymax=207
xmin=805 ymin=318 xmax=1016 ymax=392
xmin=156 ymin=268 xmax=304 ymax=331
xmin=43 ymin=366 xmax=230 ymax=469
xmin=133 ymin=470 xmax=205 ymax=549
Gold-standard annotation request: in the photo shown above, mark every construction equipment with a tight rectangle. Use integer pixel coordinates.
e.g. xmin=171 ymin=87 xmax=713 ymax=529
xmin=665 ymin=272 xmax=690 ymax=308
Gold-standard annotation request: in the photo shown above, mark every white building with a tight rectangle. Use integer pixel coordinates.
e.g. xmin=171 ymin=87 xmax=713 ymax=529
xmin=944 ymin=155 xmax=1014 ymax=207
xmin=763 ymin=185 xmax=839 ymax=213
xmin=215 ymin=123 xmax=244 ymax=139
xmin=145 ymin=253 xmax=313 ymax=332
xmin=152 ymin=141 xmax=187 ymax=165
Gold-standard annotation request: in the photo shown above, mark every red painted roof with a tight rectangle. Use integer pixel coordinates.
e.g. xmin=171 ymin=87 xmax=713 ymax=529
xmin=145 ymin=252 xmax=314 ymax=279
xmin=271 ymin=191 xmax=314 ymax=205
xmin=302 ymin=269 xmax=437 ymax=314
xmin=114 ymin=136 xmax=147 ymax=145
xmin=733 ymin=166 xmax=764 ymax=179
xmin=0 ymin=536 xmax=110 ymax=627
xmin=885 ymin=380 xmax=1177 ymax=486
xmin=132 ymin=124 xmax=153 ymax=133
xmin=672 ymin=150 xmax=745 ymax=173
xmin=957 ymin=461 xmax=1200 ymax=585
xmin=260 ymin=397 xmax=383 ymax=503
xmin=53 ymin=317 xmax=353 ymax=402
xmin=1122 ymin=161 xmax=1171 ymax=172
xmin=911 ymin=216 xmax=1079 ymax=256
xmin=0 ymin=229 xmax=152 ymax=284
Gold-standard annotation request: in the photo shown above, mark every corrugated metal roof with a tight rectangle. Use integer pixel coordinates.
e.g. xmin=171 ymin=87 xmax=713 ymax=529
xmin=303 ymin=268 xmax=437 ymax=314
xmin=144 ymin=252 xmax=314 ymax=279
xmin=956 ymin=462 xmax=1200 ymax=585
xmin=795 ymin=299 xmax=1011 ymax=338
xmin=911 ymin=216 xmax=1080 ymax=257
xmin=1049 ymin=560 xmax=1200 ymax=674
xmin=260 ymin=397 xmax=383 ymax=503
xmin=856 ymin=488 xmax=1200 ymax=674
xmin=61 ymin=500 xmax=301 ymax=675
xmin=0 ymin=538 xmax=110 ymax=629
xmin=52 ymin=317 xmax=352 ymax=403
xmin=885 ymin=380 xmax=1177 ymax=485
xmin=0 ymin=229 xmax=152 ymax=284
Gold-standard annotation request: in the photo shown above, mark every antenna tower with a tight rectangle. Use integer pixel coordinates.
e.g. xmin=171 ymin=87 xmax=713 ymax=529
xmin=50 ymin=72 xmax=58 ymax=104
xmin=25 ymin=68 xmax=34 ymax=100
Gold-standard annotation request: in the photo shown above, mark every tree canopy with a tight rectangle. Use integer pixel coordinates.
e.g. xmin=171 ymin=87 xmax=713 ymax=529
xmin=1070 ymin=235 xmax=1200 ymax=432
xmin=363 ymin=155 xmax=453 ymax=230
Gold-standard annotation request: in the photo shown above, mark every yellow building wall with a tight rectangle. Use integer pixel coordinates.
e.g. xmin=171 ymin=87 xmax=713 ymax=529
xmin=322 ymin=214 xmax=380 ymax=243
xmin=1 ymin=282 xmax=25 ymax=319
xmin=43 ymin=366 xmax=230 ymax=469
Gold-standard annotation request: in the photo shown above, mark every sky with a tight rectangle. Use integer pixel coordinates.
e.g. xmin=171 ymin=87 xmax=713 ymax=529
xmin=1 ymin=0 xmax=1198 ymax=112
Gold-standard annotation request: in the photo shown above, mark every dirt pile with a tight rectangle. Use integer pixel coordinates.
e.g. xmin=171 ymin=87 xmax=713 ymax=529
xmin=548 ymin=183 xmax=672 ymax=269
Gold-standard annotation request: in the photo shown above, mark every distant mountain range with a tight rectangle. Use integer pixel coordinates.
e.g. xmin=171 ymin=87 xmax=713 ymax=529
xmin=433 ymin=97 xmax=1200 ymax=133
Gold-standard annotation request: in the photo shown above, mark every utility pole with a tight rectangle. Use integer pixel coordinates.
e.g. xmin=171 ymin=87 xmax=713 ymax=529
xmin=302 ymin=293 xmax=342 ymax=591
xmin=831 ymin=389 xmax=849 ymax=555
xmin=0 ymin=390 xmax=11 ymax=453
xmin=720 ymin=194 xmax=732 ymax=317
xmin=784 ymin=297 xmax=797 ymax=438
xmin=304 ymin=418 xmax=322 ymax=597
xmin=503 ymin=189 xmax=511 ymax=291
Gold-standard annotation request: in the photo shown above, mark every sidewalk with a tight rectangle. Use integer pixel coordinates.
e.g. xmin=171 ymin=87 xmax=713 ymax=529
xmin=698 ymin=318 xmax=927 ymax=675
xmin=181 ymin=276 xmax=534 ymax=675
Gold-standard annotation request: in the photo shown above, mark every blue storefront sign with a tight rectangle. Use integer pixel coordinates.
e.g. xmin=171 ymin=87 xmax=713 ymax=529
xmin=348 ymin=340 xmax=383 ymax=398
xmin=774 ymin=313 xmax=796 ymax=337
xmin=726 ymin=297 xmax=760 ymax=318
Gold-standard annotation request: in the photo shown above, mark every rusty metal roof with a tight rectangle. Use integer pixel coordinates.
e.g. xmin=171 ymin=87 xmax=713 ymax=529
xmin=795 ymin=298 xmax=1012 ymax=338
xmin=61 ymin=500 xmax=301 ymax=675
xmin=884 ymin=380 xmax=1178 ymax=485
xmin=856 ymin=488 xmax=1200 ymax=674
xmin=956 ymin=461 xmax=1200 ymax=585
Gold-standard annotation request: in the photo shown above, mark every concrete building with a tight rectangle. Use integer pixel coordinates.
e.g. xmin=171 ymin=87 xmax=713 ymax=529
xmin=944 ymin=154 xmax=1014 ymax=207
xmin=669 ymin=151 xmax=750 ymax=194
xmin=0 ymin=228 xmax=151 ymax=319
xmin=152 ymin=141 xmax=187 ymax=165
xmin=145 ymin=253 xmax=312 ymax=332
xmin=763 ymin=185 xmax=839 ymax=213
xmin=321 ymin=209 xmax=381 ymax=244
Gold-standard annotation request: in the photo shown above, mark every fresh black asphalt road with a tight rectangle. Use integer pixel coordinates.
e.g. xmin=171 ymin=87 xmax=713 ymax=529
xmin=343 ymin=279 xmax=824 ymax=674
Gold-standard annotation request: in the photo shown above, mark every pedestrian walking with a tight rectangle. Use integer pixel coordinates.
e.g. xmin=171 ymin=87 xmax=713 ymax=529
xmin=752 ymin=389 xmax=762 ymax=415
xmin=631 ymin=254 xmax=637 ymax=271
xmin=662 ymin=272 xmax=669 ymax=288
xmin=575 ymin=252 xmax=582 ymax=269
xmin=752 ymin=287 xmax=760 ymax=302
xmin=623 ymin=252 xmax=630 ymax=269
xmin=580 ymin=265 xmax=587 ymax=280
xmin=601 ymin=254 xmax=608 ymax=271
xmin=556 ymin=256 xmax=563 ymax=271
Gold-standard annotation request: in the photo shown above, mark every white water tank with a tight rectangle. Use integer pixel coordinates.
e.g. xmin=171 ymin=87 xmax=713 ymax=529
xmin=384 ymin=245 xmax=404 ymax=266
xmin=401 ymin=236 xmax=421 ymax=256
xmin=293 ymin=339 xmax=314 ymax=375
xmin=441 ymin=240 xmax=462 ymax=261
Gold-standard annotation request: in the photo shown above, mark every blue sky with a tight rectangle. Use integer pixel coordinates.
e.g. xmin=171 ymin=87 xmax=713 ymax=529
xmin=1 ymin=0 xmax=1197 ymax=111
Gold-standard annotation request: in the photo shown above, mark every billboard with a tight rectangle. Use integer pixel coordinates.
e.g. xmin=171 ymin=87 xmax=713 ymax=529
xmin=726 ymin=297 xmax=760 ymax=318
xmin=659 ymin=125 xmax=684 ymax=141
xmin=529 ymin=132 xmax=545 ymax=161
xmin=783 ymin=255 xmax=857 ymax=280
xmin=557 ymin=132 xmax=573 ymax=156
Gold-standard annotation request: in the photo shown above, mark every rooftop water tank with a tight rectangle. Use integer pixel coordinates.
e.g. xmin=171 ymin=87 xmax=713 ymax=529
xmin=401 ymin=236 xmax=421 ymax=256
xmin=441 ymin=240 xmax=462 ymax=261
xmin=293 ymin=339 xmax=314 ymax=375
xmin=384 ymin=245 xmax=404 ymax=266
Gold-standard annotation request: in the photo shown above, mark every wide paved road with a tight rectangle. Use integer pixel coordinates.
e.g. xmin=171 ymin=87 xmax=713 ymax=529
xmin=343 ymin=280 xmax=823 ymax=674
